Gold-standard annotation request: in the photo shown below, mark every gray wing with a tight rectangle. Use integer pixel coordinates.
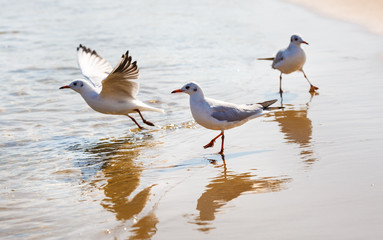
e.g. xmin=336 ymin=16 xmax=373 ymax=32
xmin=99 ymin=50 xmax=139 ymax=99
xmin=211 ymin=103 xmax=263 ymax=122
xmin=77 ymin=44 xmax=113 ymax=89
xmin=272 ymin=50 xmax=285 ymax=69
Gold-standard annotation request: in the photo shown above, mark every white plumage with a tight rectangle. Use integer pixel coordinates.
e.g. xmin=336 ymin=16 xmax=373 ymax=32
xmin=60 ymin=45 xmax=163 ymax=129
xmin=172 ymin=82 xmax=277 ymax=154
xmin=258 ymin=34 xmax=318 ymax=93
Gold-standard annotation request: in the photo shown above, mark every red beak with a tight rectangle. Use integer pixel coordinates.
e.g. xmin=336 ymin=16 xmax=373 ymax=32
xmin=171 ymin=89 xmax=183 ymax=93
xmin=301 ymin=41 xmax=309 ymax=45
xmin=59 ymin=85 xmax=70 ymax=89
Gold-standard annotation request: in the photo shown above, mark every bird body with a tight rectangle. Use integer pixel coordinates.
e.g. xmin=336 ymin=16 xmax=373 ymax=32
xmin=60 ymin=45 xmax=163 ymax=129
xmin=73 ymin=81 xmax=162 ymax=115
xmin=190 ymin=97 xmax=265 ymax=131
xmin=272 ymin=44 xmax=306 ymax=74
xmin=258 ymin=34 xmax=318 ymax=93
xmin=172 ymin=82 xmax=277 ymax=154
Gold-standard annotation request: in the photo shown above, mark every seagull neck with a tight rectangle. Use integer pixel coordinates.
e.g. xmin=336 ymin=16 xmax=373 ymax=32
xmin=79 ymin=84 xmax=99 ymax=98
xmin=288 ymin=43 xmax=300 ymax=50
xmin=190 ymin=91 xmax=205 ymax=103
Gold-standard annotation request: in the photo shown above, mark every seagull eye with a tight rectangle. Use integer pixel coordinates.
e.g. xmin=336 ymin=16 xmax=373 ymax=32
xmin=73 ymin=82 xmax=77 ymax=86
xmin=185 ymin=86 xmax=190 ymax=90
xmin=294 ymin=37 xmax=298 ymax=41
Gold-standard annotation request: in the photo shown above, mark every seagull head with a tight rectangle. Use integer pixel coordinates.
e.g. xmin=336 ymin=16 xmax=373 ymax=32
xmin=171 ymin=82 xmax=204 ymax=97
xmin=59 ymin=79 xmax=91 ymax=94
xmin=290 ymin=34 xmax=308 ymax=46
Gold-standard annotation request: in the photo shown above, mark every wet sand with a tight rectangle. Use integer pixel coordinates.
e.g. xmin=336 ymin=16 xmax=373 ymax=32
xmin=1 ymin=0 xmax=383 ymax=239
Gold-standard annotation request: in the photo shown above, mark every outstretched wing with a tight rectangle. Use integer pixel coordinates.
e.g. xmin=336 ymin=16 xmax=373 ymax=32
xmin=77 ymin=44 xmax=113 ymax=89
xmin=99 ymin=50 xmax=139 ymax=99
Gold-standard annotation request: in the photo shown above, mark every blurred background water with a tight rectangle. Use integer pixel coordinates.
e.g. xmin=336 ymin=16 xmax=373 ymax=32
xmin=1 ymin=0 xmax=383 ymax=239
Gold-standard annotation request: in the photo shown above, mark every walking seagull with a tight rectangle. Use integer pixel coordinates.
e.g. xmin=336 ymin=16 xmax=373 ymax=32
xmin=258 ymin=34 xmax=318 ymax=93
xmin=171 ymin=82 xmax=277 ymax=154
xmin=60 ymin=45 xmax=164 ymax=129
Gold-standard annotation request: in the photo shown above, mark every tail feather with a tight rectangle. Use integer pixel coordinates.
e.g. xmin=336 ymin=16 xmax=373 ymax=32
xmin=146 ymin=106 xmax=165 ymax=113
xmin=138 ymin=103 xmax=165 ymax=113
xmin=258 ymin=99 xmax=278 ymax=109
xmin=257 ymin=57 xmax=275 ymax=61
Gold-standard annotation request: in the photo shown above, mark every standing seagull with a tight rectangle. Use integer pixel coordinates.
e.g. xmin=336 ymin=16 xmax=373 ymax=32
xmin=171 ymin=82 xmax=277 ymax=154
xmin=60 ymin=45 xmax=164 ymax=129
xmin=258 ymin=34 xmax=318 ymax=93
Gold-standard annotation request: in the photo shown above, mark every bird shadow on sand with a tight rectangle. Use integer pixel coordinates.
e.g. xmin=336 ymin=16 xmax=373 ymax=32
xmin=265 ymin=91 xmax=319 ymax=167
xmin=185 ymin=152 xmax=291 ymax=232
xmin=184 ymin=92 xmax=318 ymax=232
xmin=203 ymin=150 xmax=270 ymax=164
xmin=66 ymin=131 xmax=161 ymax=239
xmin=67 ymin=131 xmax=155 ymax=179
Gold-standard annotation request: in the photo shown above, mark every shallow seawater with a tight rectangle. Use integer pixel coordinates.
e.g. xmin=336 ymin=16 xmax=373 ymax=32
xmin=1 ymin=0 xmax=383 ymax=239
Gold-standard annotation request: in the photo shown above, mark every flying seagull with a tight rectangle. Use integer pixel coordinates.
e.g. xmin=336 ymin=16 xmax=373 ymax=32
xmin=60 ymin=45 xmax=163 ymax=129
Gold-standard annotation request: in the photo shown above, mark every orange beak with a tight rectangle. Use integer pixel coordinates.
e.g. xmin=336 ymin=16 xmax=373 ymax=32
xmin=59 ymin=85 xmax=70 ymax=89
xmin=302 ymin=41 xmax=309 ymax=45
xmin=171 ymin=89 xmax=183 ymax=93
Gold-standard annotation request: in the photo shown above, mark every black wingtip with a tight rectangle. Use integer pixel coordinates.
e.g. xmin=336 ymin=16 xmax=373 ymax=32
xmin=121 ymin=50 xmax=129 ymax=58
xmin=77 ymin=44 xmax=86 ymax=52
xmin=259 ymin=99 xmax=278 ymax=109
xmin=77 ymin=44 xmax=100 ymax=56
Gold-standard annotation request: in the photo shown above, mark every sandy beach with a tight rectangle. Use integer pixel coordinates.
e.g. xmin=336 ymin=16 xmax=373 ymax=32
xmin=1 ymin=0 xmax=383 ymax=239
xmin=287 ymin=0 xmax=383 ymax=34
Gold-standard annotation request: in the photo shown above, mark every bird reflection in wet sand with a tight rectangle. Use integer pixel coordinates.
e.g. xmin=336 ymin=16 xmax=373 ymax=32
xmin=272 ymin=93 xmax=317 ymax=166
xmin=189 ymin=155 xmax=290 ymax=232
xmin=83 ymin=133 xmax=159 ymax=239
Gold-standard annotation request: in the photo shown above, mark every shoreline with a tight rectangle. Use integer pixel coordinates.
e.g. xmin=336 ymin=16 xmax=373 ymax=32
xmin=285 ymin=0 xmax=383 ymax=35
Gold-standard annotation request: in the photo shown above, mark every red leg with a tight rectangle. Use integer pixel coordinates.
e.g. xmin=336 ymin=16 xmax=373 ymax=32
xmin=126 ymin=114 xmax=144 ymax=129
xmin=218 ymin=131 xmax=225 ymax=155
xmin=302 ymin=70 xmax=318 ymax=92
xmin=279 ymin=73 xmax=283 ymax=93
xmin=136 ymin=109 xmax=155 ymax=126
xmin=204 ymin=132 xmax=223 ymax=149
